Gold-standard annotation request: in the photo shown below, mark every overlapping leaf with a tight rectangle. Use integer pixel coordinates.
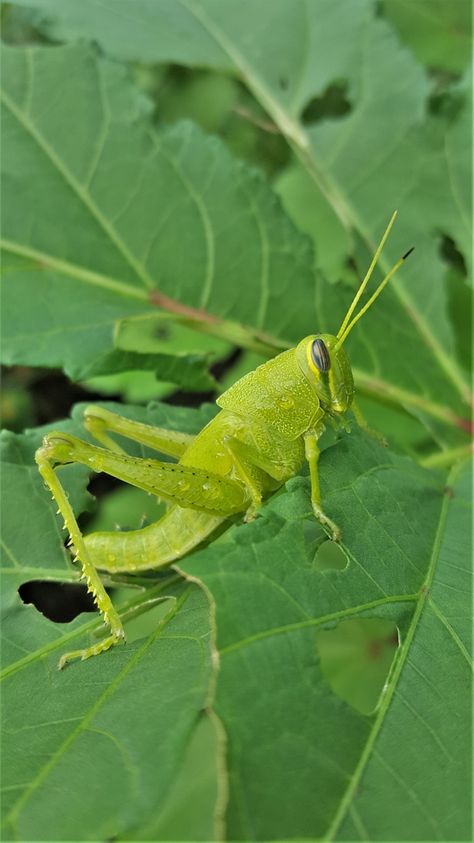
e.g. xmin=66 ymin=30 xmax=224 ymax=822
xmin=182 ymin=443 xmax=472 ymax=840
xmin=381 ymin=0 xmax=472 ymax=73
xmin=2 ymin=0 xmax=471 ymax=434
xmin=1 ymin=42 xmax=315 ymax=384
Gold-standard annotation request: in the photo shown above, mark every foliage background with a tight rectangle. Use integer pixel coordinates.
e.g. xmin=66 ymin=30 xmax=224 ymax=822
xmin=1 ymin=1 xmax=472 ymax=841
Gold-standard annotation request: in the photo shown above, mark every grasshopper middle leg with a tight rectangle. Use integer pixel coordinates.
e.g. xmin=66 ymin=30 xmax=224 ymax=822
xmin=304 ymin=431 xmax=341 ymax=542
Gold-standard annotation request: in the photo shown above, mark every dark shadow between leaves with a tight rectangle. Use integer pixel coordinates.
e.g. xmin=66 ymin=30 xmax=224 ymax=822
xmin=301 ymin=80 xmax=352 ymax=125
xmin=18 ymin=580 xmax=98 ymax=623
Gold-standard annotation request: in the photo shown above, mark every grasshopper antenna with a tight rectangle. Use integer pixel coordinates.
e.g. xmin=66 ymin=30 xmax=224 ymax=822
xmin=335 ymin=244 xmax=414 ymax=349
xmin=337 ymin=211 xmax=398 ymax=342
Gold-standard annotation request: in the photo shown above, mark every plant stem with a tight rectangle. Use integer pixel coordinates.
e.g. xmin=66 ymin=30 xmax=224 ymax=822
xmin=353 ymin=369 xmax=473 ymax=435
xmin=420 ymin=443 xmax=473 ymax=469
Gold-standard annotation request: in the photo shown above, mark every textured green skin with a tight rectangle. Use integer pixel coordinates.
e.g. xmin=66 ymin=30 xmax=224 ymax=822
xmin=78 ymin=333 xmax=354 ymax=573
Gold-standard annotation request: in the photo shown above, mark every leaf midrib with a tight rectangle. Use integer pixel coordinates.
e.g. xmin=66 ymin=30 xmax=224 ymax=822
xmin=324 ymin=457 xmax=470 ymax=841
xmin=219 ymin=592 xmax=419 ymax=656
xmin=0 ymin=238 xmax=147 ymax=301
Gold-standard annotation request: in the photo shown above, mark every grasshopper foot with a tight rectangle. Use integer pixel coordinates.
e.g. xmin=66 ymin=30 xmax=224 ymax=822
xmin=58 ymin=630 xmax=126 ymax=670
xmin=312 ymin=503 xmax=342 ymax=543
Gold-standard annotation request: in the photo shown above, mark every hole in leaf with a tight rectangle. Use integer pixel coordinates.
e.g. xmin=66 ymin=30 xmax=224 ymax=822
xmin=427 ymin=88 xmax=464 ymax=120
xmin=18 ymin=580 xmax=98 ymax=623
xmin=315 ymin=618 xmax=399 ymax=715
xmin=439 ymin=233 xmax=467 ymax=276
xmin=303 ymin=522 xmax=348 ymax=571
xmin=301 ymin=81 xmax=351 ymax=125
xmin=313 ymin=540 xmax=348 ymax=572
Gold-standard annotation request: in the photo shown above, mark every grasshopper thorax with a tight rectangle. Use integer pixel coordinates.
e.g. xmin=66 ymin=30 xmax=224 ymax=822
xmin=296 ymin=334 xmax=354 ymax=413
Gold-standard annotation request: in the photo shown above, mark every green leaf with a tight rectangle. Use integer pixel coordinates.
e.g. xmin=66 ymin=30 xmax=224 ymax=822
xmin=2 ymin=401 xmax=470 ymax=839
xmin=1 ymin=402 xmax=223 ymax=841
xmin=78 ymin=347 xmax=219 ymax=392
xmin=3 ymin=2 xmax=470 ymax=437
xmin=181 ymin=443 xmax=472 ymax=840
xmin=2 ymin=585 xmax=221 ymax=842
xmin=1 ymin=6 xmax=472 ymax=838
xmin=1 ymin=42 xmax=315 ymax=381
xmin=82 ymin=318 xmax=231 ymax=400
xmin=333 ymin=457 xmax=473 ymax=840
xmin=381 ymin=0 xmax=472 ymax=73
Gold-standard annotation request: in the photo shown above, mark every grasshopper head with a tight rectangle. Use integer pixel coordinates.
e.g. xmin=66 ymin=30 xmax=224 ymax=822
xmin=296 ymin=212 xmax=413 ymax=416
xmin=296 ymin=334 xmax=354 ymax=413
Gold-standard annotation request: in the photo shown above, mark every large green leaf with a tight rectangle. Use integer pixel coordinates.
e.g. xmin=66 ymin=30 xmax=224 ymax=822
xmin=334 ymin=456 xmax=473 ymax=840
xmin=2 ymin=1 xmax=471 ymax=436
xmin=1 ymin=402 xmax=224 ymax=841
xmin=381 ymin=0 xmax=472 ymax=73
xmin=1 ymin=401 xmax=471 ymax=839
xmin=182 ymin=446 xmax=472 ymax=840
xmin=1 ymin=42 xmax=314 ymax=379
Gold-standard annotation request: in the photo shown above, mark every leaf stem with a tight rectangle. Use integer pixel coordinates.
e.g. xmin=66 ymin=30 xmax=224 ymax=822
xmin=2 ymin=246 xmax=469 ymax=436
xmin=1 ymin=238 xmax=147 ymax=301
xmin=420 ymin=443 xmax=474 ymax=469
xmin=353 ymin=368 xmax=473 ymax=435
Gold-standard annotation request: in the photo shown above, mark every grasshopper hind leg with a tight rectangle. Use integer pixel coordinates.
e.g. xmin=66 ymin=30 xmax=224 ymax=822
xmin=35 ymin=450 xmax=126 ymax=669
xmin=34 ymin=427 xmax=244 ymax=666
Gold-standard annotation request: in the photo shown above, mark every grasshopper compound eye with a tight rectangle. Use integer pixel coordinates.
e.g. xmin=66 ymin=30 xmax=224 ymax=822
xmin=311 ymin=338 xmax=331 ymax=372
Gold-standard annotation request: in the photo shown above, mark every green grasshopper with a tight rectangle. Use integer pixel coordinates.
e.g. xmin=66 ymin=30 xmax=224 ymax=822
xmin=36 ymin=212 xmax=412 ymax=667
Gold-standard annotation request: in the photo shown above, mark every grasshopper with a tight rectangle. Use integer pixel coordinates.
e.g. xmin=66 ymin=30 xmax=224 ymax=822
xmin=36 ymin=212 xmax=412 ymax=667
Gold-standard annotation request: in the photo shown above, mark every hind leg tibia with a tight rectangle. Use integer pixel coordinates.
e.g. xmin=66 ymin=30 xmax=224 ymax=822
xmin=35 ymin=449 xmax=125 ymax=668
